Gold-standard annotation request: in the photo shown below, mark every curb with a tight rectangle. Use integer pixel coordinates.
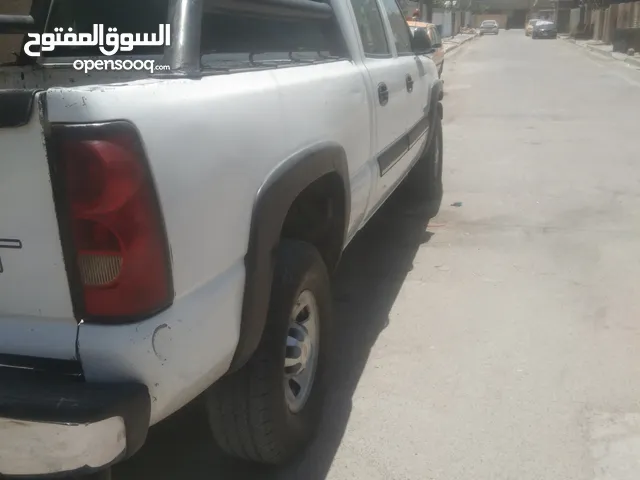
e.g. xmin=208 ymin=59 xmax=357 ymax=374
xmin=624 ymin=55 xmax=640 ymax=68
xmin=562 ymin=36 xmax=640 ymax=69
xmin=583 ymin=43 xmax=640 ymax=68
xmin=443 ymin=34 xmax=478 ymax=57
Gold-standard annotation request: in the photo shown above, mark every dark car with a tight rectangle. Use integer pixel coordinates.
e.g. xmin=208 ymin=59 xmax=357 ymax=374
xmin=532 ymin=21 xmax=558 ymax=39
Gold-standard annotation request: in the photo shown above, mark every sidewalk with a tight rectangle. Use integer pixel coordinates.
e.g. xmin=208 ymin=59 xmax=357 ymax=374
xmin=561 ymin=35 xmax=640 ymax=69
xmin=442 ymin=32 xmax=478 ymax=56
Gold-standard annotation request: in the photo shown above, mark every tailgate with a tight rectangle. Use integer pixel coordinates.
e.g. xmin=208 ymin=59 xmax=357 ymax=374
xmin=0 ymin=90 xmax=78 ymax=360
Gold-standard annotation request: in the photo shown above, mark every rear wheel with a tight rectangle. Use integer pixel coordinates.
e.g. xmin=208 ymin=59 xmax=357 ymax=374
xmin=206 ymin=239 xmax=332 ymax=465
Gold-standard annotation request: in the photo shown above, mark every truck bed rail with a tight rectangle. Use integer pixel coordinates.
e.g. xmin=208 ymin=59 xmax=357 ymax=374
xmin=0 ymin=15 xmax=36 ymax=34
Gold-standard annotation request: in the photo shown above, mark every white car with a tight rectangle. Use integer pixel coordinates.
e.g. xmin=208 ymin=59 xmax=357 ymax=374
xmin=0 ymin=0 xmax=444 ymax=476
xmin=479 ymin=19 xmax=500 ymax=35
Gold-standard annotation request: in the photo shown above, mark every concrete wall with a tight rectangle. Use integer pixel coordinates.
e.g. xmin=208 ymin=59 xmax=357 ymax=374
xmin=432 ymin=10 xmax=446 ymax=35
xmin=464 ymin=11 xmax=473 ymax=27
xmin=592 ymin=9 xmax=605 ymax=41
xmin=615 ymin=1 xmax=640 ymax=28
xmin=425 ymin=8 xmax=473 ymax=35
xmin=569 ymin=7 xmax=582 ymax=35
xmin=617 ymin=2 xmax=633 ymax=29
xmin=453 ymin=11 xmax=462 ymax=35
xmin=432 ymin=10 xmax=444 ymax=26
xmin=0 ymin=0 xmax=32 ymax=64
xmin=557 ymin=9 xmax=571 ymax=33
xmin=603 ymin=4 xmax=618 ymax=43
xmin=443 ymin=11 xmax=454 ymax=37
xmin=432 ymin=9 xmax=456 ymax=37
xmin=475 ymin=14 xmax=508 ymax=28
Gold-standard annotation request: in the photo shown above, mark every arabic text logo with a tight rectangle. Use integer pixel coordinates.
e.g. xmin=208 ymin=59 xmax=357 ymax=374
xmin=23 ymin=24 xmax=171 ymax=57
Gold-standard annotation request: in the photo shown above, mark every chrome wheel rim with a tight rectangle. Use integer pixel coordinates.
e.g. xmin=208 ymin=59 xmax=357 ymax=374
xmin=284 ymin=290 xmax=320 ymax=413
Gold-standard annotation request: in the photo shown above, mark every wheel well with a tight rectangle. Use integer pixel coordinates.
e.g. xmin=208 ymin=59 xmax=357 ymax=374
xmin=280 ymin=173 xmax=346 ymax=273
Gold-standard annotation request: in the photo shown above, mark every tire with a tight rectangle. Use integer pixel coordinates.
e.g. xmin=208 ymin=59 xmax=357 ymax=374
xmin=438 ymin=61 xmax=444 ymax=78
xmin=206 ymin=239 xmax=332 ymax=465
xmin=400 ymin=112 xmax=443 ymax=214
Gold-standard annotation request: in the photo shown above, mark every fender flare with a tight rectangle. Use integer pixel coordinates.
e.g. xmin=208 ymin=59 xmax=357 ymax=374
xmin=228 ymin=142 xmax=350 ymax=372
xmin=426 ymin=79 xmax=444 ymax=150
xmin=0 ymin=90 xmax=37 ymax=128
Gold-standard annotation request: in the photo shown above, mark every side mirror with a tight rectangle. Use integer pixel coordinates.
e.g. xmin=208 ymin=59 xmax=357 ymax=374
xmin=412 ymin=28 xmax=432 ymax=54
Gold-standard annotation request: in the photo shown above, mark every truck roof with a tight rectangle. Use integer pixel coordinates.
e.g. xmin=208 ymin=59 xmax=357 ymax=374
xmin=406 ymin=20 xmax=436 ymax=29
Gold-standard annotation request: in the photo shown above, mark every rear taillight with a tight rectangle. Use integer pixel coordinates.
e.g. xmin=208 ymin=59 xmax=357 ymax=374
xmin=49 ymin=122 xmax=173 ymax=323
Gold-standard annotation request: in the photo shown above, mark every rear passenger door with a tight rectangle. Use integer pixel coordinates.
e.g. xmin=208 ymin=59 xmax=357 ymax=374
xmin=379 ymin=0 xmax=427 ymax=132
xmin=349 ymin=0 xmax=410 ymax=186
xmin=373 ymin=0 xmax=428 ymax=194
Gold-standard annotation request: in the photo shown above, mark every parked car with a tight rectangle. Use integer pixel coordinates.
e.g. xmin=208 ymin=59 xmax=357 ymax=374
xmin=525 ymin=19 xmax=539 ymax=36
xmin=407 ymin=21 xmax=445 ymax=77
xmin=532 ymin=20 xmax=558 ymax=39
xmin=479 ymin=20 xmax=500 ymax=35
xmin=0 ymin=0 xmax=444 ymax=477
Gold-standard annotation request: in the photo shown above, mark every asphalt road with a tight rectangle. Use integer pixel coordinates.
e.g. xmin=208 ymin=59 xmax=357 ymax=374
xmin=115 ymin=30 xmax=640 ymax=480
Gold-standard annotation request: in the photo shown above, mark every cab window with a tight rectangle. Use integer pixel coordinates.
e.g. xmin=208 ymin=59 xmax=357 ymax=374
xmin=428 ymin=26 xmax=442 ymax=47
xmin=349 ymin=0 xmax=391 ymax=57
xmin=379 ymin=0 xmax=413 ymax=55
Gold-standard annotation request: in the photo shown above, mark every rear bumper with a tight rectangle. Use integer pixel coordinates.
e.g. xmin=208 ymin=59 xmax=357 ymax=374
xmin=0 ymin=372 xmax=149 ymax=478
xmin=534 ymin=31 xmax=557 ymax=38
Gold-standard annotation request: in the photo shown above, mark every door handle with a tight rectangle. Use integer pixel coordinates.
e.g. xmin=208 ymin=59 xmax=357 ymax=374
xmin=406 ymin=74 xmax=414 ymax=93
xmin=378 ymin=83 xmax=389 ymax=106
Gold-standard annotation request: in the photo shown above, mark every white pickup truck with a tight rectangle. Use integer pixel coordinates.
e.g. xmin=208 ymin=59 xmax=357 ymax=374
xmin=0 ymin=0 xmax=443 ymax=477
